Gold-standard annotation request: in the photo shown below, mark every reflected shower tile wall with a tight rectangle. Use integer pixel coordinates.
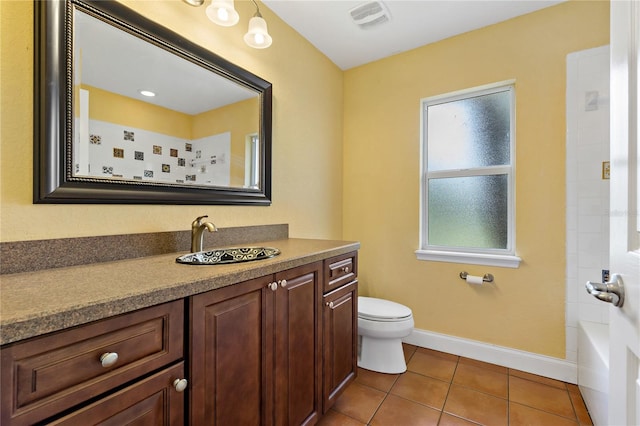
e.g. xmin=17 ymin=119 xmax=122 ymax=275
xmin=83 ymin=119 xmax=231 ymax=185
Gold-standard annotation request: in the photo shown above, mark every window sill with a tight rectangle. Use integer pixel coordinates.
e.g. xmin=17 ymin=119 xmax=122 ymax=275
xmin=415 ymin=250 xmax=521 ymax=268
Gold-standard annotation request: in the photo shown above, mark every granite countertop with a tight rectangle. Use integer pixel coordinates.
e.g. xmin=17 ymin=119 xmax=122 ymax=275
xmin=0 ymin=238 xmax=359 ymax=346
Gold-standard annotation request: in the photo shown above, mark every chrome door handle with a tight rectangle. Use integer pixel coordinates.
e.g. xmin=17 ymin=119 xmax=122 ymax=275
xmin=586 ymin=274 xmax=625 ymax=307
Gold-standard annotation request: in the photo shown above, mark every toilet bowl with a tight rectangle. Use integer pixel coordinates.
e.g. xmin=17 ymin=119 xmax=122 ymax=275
xmin=358 ymin=296 xmax=414 ymax=374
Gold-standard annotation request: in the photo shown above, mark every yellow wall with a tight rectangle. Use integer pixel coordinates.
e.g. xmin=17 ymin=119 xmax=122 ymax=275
xmin=192 ymin=98 xmax=259 ymax=186
xmin=0 ymin=0 xmax=610 ymax=359
xmin=83 ymin=85 xmax=193 ymax=139
xmin=343 ymin=0 xmax=609 ymax=358
xmin=0 ymin=0 xmax=344 ymax=242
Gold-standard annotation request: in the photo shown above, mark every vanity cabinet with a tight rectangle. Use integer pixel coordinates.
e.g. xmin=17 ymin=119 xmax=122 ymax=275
xmin=0 ymin=247 xmax=359 ymax=425
xmin=190 ymin=261 xmax=323 ymax=426
xmin=0 ymin=300 xmax=185 ymax=425
xmin=322 ymin=252 xmax=358 ymax=412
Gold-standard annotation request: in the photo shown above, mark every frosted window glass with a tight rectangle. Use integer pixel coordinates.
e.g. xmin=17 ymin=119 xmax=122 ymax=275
xmin=427 ymin=91 xmax=511 ymax=171
xmin=428 ymin=175 xmax=508 ymax=249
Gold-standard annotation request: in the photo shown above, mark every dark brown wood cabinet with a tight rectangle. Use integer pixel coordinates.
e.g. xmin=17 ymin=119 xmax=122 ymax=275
xmin=48 ymin=362 xmax=186 ymax=425
xmin=189 ymin=262 xmax=323 ymax=426
xmin=322 ymin=252 xmax=358 ymax=412
xmin=1 ymin=250 xmax=358 ymax=425
xmin=322 ymin=280 xmax=358 ymax=412
xmin=0 ymin=300 xmax=185 ymax=425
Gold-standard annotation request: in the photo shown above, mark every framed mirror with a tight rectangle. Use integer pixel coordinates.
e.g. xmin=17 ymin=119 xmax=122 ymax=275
xmin=34 ymin=0 xmax=272 ymax=205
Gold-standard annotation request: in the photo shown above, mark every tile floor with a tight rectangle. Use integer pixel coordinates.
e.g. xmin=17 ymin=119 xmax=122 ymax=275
xmin=319 ymin=344 xmax=593 ymax=426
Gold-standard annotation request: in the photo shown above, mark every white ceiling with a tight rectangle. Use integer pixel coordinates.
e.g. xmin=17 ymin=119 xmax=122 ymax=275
xmin=262 ymin=0 xmax=566 ymax=70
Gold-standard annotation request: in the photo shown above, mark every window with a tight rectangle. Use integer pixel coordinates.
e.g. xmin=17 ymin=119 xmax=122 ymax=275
xmin=416 ymin=81 xmax=521 ymax=268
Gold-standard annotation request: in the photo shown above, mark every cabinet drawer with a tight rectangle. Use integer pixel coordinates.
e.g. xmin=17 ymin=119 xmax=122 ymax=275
xmin=1 ymin=300 xmax=184 ymax=426
xmin=324 ymin=251 xmax=358 ymax=293
xmin=48 ymin=362 xmax=185 ymax=425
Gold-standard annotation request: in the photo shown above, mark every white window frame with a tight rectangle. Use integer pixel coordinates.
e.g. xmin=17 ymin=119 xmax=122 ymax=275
xmin=415 ymin=80 xmax=521 ymax=268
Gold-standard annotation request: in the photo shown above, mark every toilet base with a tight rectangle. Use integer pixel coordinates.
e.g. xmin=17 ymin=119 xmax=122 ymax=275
xmin=358 ymin=335 xmax=407 ymax=374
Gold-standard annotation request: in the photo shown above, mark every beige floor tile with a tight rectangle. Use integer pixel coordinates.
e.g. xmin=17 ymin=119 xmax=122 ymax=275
xmin=390 ymin=371 xmax=450 ymax=410
xmin=437 ymin=413 xmax=481 ymax=426
xmin=509 ymin=402 xmax=579 ymax=426
xmin=317 ymin=409 xmax=367 ymax=426
xmin=407 ymin=351 xmax=458 ymax=382
xmin=509 ymin=369 xmax=568 ymax=390
xmin=355 ymin=368 xmax=399 ymax=393
xmin=458 ymin=356 xmax=508 ymax=374
xmin=332 ymin=382 xmax=386 ymax=424
xmin=568 ymin=390 xmax=593 ymax=426
xmin=404 ymin=343 xmax=418 ymax=363
xmin=443 ymin=384 xmax=508 ymax=426
xmin=416 ymin=347 xmax=459 ymax=362
xmin=452 ymin=362 xmax=508 ymax=398
xmin=509 ymin=376 xmax=575 ymax=419
xmin=370 ymin=394 xmax=441 ymax=426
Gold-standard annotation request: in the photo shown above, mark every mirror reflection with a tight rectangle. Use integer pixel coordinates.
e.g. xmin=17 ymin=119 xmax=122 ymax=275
xmin=73 ymin=7 xmax=260 ymax=189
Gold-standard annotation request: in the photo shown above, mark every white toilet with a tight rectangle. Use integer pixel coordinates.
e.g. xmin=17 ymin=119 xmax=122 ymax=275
xmin=358 ymin=296 xmax=414 ymax=374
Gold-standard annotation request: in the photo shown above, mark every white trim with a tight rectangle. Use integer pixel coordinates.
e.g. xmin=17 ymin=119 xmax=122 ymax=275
xmin=415 ymin=249 xmax=521 ymax=268
xmin=404 ymin=327 xmax=577 ymax=384
xmin=419 ymin=81 xmax=517 ymax=259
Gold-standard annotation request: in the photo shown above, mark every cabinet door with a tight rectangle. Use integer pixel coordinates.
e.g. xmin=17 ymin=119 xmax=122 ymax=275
xmin=274 ymin=262 xmax=322 ymax=426
xmin=323 ymin=281 xmax=358 ymax=412
xmin=48 ymin=362 xmax=185 ymax=425
xmin=1 ymin=300 xmax=183 ymax=426
xmin=190 ymin=276 xmax=274 ymax=426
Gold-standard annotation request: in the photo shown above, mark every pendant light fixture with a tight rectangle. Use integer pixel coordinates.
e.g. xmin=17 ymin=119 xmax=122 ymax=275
xmin=183 ymin=0 xmax=272 ymax=49
xmin=205 ymin=0 xmax=240 ymax=27
xmin=244 ymin=0 xmax=272 ymax=49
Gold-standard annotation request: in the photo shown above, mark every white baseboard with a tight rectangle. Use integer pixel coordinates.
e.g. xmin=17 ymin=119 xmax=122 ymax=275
xmin=404 ymin=328 xmax=577 ymax=384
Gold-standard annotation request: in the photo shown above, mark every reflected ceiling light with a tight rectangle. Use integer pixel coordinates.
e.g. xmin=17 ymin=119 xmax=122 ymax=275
xmin=139 ymin=90 xmax=156 ymax=97
xmin=206 ymin=0 xmax=240 ymax=27
xmin=244 ymin=0 xmax=272 ymax=49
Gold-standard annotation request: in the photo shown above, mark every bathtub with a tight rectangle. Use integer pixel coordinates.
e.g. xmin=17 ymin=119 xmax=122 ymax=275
xmin=578 ymin=321 xmax=609 ymax=426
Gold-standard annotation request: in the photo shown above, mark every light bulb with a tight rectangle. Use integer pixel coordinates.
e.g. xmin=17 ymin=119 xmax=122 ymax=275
xmin=244 ymin=16 xmax=272 ymax=49
xmin=217 ymin=7 xmax=229 ymax=22
xmin=206 ymin=0 xmax=239 ymax=27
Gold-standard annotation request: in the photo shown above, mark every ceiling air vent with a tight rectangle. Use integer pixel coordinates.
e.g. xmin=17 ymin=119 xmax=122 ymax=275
xmin=349 ymin=1 xmax=391 ymax=29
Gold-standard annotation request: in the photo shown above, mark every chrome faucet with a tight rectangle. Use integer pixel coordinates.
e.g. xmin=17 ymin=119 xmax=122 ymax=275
xmin=191 ymin=215 xmax=217 ymax=253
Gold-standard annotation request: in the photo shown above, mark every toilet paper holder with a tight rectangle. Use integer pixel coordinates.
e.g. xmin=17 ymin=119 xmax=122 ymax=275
xmin=459 ymin=272 xmax=494 ymax=283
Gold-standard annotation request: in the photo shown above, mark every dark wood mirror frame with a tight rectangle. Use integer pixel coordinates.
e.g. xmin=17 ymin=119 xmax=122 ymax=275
xmin=34 ymin=0 xmax=272 ymax=205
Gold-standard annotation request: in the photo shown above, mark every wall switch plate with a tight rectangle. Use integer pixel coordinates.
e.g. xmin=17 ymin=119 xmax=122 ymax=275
xmin=602 ymin=269 xmax=610 ymax=283
xmin=602 ymin=161 xmax=610 ymax=179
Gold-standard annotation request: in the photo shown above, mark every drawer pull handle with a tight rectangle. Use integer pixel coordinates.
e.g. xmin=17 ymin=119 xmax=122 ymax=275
xmin=100 ymin=352 xmax=119 ymax=368
xmin=279 ymin=279 xmax=287 ymax=288
xmin=173 ymin=378 xmax=188 ymax=392
xmin=326 ymin=301 xmax=334 ymax=308
xmin=341 ymin=266 xmax=350 ymax=273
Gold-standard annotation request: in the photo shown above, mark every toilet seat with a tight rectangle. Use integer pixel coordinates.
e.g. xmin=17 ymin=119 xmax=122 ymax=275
xmin=358 ymin=297 xmax=412 ymax=322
